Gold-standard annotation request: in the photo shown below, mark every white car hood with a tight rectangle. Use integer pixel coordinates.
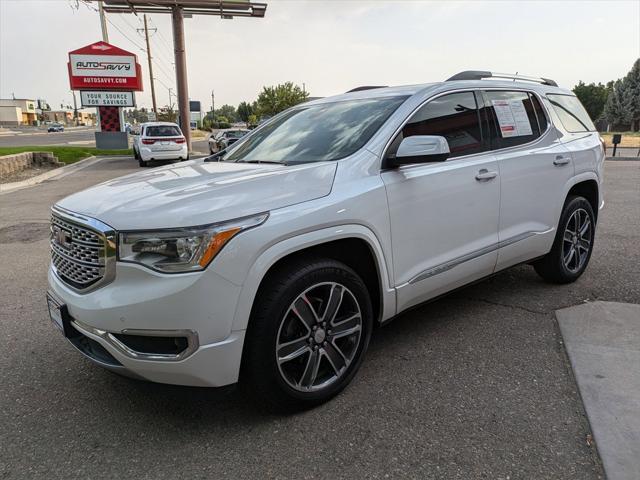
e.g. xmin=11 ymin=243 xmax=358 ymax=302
xmin=56 ymin=159 xmax=337 ymax=230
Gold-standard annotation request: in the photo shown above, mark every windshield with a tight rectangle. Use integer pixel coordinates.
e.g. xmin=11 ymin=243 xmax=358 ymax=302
xmin=227 ymin=130 xmax=247 ymax=138
xmin=225 ymin=96 xmax=408 ymax=164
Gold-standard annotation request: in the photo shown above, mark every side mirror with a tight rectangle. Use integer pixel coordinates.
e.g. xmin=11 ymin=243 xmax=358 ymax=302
xmin=385 ymin=135 xmax=450 ymax=168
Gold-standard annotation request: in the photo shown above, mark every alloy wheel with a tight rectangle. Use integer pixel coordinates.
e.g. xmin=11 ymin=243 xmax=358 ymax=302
xmin=562 ymin=208 xmax=592 ymax=273
xmin=275 ymin=282 xmax=363 ymax=392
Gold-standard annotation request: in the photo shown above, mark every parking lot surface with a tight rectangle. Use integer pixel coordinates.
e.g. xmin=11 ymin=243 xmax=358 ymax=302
xmin=1 ymin=158 xmax=638 ymax=479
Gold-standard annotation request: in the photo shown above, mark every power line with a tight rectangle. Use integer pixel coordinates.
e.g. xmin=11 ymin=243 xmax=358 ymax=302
xmin=149 ymin=17 xmax=174 ymax=53
xmin=105 ymin=16 xmax=146 ymax=52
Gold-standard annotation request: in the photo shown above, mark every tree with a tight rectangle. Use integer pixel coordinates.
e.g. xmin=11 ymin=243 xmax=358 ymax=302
xmin=237 ymin=101 xmax=253 ymax=124
xmin=256 ymin=82 xmax=309 ymax=117
xmin=215 ymin=104 xmax=238 ymax=123
xmin=157 ymin=105 xmax=177 ymax=123
xmin=604 ymin=79 xmax=629 ymax=129
xmin=572 ymin=81 xmax=609 ymax=121
xmin=622 ymin=58 xmax=640 ymax=131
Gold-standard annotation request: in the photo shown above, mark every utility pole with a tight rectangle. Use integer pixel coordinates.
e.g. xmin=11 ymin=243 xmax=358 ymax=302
xmin=98 ymin=1 xmax=109 ymax=42
xmin=172 ymin=6 xmax=191 ymax=150
xmin=139 ymin=14 xmax=158 ymax=114
xmin=211 ymin=89 xmax=215 ymax=119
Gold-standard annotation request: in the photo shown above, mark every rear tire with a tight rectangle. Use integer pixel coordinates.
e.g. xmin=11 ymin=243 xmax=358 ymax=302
xmin=533 ymin=196 xmax=595 ymax=284
xmin=138 ymin=157 xmax=148 ymax=167
xmin=241 ymin=258 xmax=373 ymax=411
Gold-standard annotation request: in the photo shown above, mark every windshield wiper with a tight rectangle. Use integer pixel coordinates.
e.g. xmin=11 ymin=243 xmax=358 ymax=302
xmin=237 ymin=160 xmax=285 ymax=165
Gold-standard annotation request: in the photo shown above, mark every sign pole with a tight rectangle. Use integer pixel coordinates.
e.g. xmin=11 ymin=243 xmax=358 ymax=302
xmin=172 ymin=6 xmax=191 ymax=152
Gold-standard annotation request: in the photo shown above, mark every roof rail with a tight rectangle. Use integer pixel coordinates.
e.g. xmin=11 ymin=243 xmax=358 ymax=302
xmin=346 ymin=85 xmax=388 ymax=93
xmin=446 ymin=71 xmax=558 ymax=87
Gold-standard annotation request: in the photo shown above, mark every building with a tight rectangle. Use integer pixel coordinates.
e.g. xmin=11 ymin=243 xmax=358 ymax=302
xmin=0 ymin=98 xmax=37 ymax=126
xmin=41 ymin=109 xmax=96 ymax=126
xmin=42 ymin=110 xmax=73 ymax=125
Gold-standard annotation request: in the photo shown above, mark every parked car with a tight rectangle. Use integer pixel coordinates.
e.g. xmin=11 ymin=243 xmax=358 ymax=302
xmin=132 ymin=121 xmax=188 ymax=167
xmin=47 ymin=123 xmax=64 ymax=132
xmin=47 ymin=71 xmax=604 ymax=409
xmin=208 ymin=128 xmax=249 ymax=154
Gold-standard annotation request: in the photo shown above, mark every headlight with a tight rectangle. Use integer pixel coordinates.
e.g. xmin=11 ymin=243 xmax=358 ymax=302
xmin=118 ymin=213 xmax=268 ymax=273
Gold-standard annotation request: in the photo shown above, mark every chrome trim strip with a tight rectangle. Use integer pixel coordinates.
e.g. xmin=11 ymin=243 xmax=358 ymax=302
xmin=50 ymin=205 xmax=117 ymax=294
xmin=71 ymin=319 xmax=200 ymax=362
xmin=408 ymin=229 xmax=552 ymax=284
xmin=50 ymin=242 xmax=104 ymax=268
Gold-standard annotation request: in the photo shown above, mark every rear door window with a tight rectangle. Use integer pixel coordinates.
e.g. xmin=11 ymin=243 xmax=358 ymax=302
xmin=546 ymin=94 xmax=596 ymax=132
xmin=484 ymin=91 xmax=541 ymax=149
xmin=392 ymin=91 xmax=486 ymax=158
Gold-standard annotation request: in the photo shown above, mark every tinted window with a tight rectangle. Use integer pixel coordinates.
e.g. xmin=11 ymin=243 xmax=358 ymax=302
xmin=484 ymin=91 xmax=541 ymax=149
xmin=530 ymin=93 xmax=549 ymax=133
xmin=225 ymin=96 xmax=408 ymax=164
xmin=226 ymin=131 xmax=247 ymax=138
xmin=547 ymin=94 xmax=596 ymax=132
xmin=146 ymin=125 xmax=182 ymax=137
xmin=395 ymin=92 xmax=485 ymax=158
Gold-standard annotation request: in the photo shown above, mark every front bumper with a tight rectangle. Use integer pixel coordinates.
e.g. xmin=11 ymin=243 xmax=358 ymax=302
xmin=48 ymin=261 xmax=246 ymax=387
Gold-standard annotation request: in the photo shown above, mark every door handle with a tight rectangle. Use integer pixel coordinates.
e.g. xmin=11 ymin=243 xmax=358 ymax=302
xmin=475 ymin=169 xmax=498 ymax=181
xmin=553 ymin=155 xmax=571 ymax=166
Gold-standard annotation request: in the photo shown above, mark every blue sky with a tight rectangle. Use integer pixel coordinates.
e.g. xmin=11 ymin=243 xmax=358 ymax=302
xmin=1 ymin=0 xmax=638 ymax=110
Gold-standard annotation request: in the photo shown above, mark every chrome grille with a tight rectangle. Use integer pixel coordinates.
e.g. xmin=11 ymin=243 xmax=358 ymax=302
xmin=50 ymin=208 xmax=115 ymax=292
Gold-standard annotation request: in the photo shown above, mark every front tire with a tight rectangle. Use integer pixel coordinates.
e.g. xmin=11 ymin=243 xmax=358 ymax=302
xmin=533 ymin=196 xmax=596 ymax=283
xmin=241 ymin=258 xmax=373 ymax=410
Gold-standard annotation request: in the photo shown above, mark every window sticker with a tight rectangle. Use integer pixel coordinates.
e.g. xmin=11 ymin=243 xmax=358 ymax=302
xmin=491 ymin=99 xmax=533 ymax=137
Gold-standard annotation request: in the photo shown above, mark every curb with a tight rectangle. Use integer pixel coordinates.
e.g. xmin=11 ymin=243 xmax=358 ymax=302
xmin=605 ymin=156 xmax=639 ymax=161
xmin=0 ymin=155 xmax=121 ymax=195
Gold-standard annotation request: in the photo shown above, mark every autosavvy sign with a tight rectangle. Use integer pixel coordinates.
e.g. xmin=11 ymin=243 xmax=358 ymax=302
xmin=68 ymin=41 xmax=143 ymax=91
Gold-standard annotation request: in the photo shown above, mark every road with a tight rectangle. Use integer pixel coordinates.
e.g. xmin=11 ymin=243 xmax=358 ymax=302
xmin=0 ymin=128 xmax=212 ymax=154
xmin=1 ymin=158 xmax=638 ymax=479
xmin=0 ymin=128 xmax=97 ymax=147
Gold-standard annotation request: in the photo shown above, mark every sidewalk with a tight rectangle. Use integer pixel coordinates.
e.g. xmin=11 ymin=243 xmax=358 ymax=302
xmin=557 ymin=302 xmax=640 ymax=480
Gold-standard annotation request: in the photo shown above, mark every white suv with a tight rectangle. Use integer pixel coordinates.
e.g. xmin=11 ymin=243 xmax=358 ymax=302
xmin=132 ymin=121 xmax=189 ymax=167
xmin=47 ymin=71 xmax=605 ymax=408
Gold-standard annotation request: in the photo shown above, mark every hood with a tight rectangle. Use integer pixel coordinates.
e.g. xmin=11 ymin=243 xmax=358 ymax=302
xmin=57 ymin=159 xmax=337 ymax=230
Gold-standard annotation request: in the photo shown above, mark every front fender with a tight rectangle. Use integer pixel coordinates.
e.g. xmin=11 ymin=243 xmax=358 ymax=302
xmin=230 ymin=224 xmax=396 ymax=333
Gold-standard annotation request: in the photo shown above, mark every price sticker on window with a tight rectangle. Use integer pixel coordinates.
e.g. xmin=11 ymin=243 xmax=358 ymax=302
xmin=492 ymin=99 xmax=533 ymax=137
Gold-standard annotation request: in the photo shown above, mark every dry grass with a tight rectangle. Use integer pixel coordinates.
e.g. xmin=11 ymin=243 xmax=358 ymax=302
xmin=600 ymin=132 xmax=640 ymax=148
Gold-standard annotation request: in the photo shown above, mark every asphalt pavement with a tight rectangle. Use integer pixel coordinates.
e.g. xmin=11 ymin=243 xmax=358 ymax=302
xmin=0 ymin=127 xmax=97 ymax=147
xmin=1 ymin=157 xmax=638 ymax=479
xmin=0 ymin=128 xmax=212 ymax=154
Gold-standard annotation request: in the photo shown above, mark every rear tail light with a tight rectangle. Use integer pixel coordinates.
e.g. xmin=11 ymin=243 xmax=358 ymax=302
xmin=174 ymin=137 xmax=186 ymax=144
xmin=142 ymin=139 xmax=156 ymax=145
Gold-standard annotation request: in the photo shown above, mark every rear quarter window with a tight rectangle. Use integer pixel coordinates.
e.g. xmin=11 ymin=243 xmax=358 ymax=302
xmin=546 ymin=94 xmax=596 ymax=133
